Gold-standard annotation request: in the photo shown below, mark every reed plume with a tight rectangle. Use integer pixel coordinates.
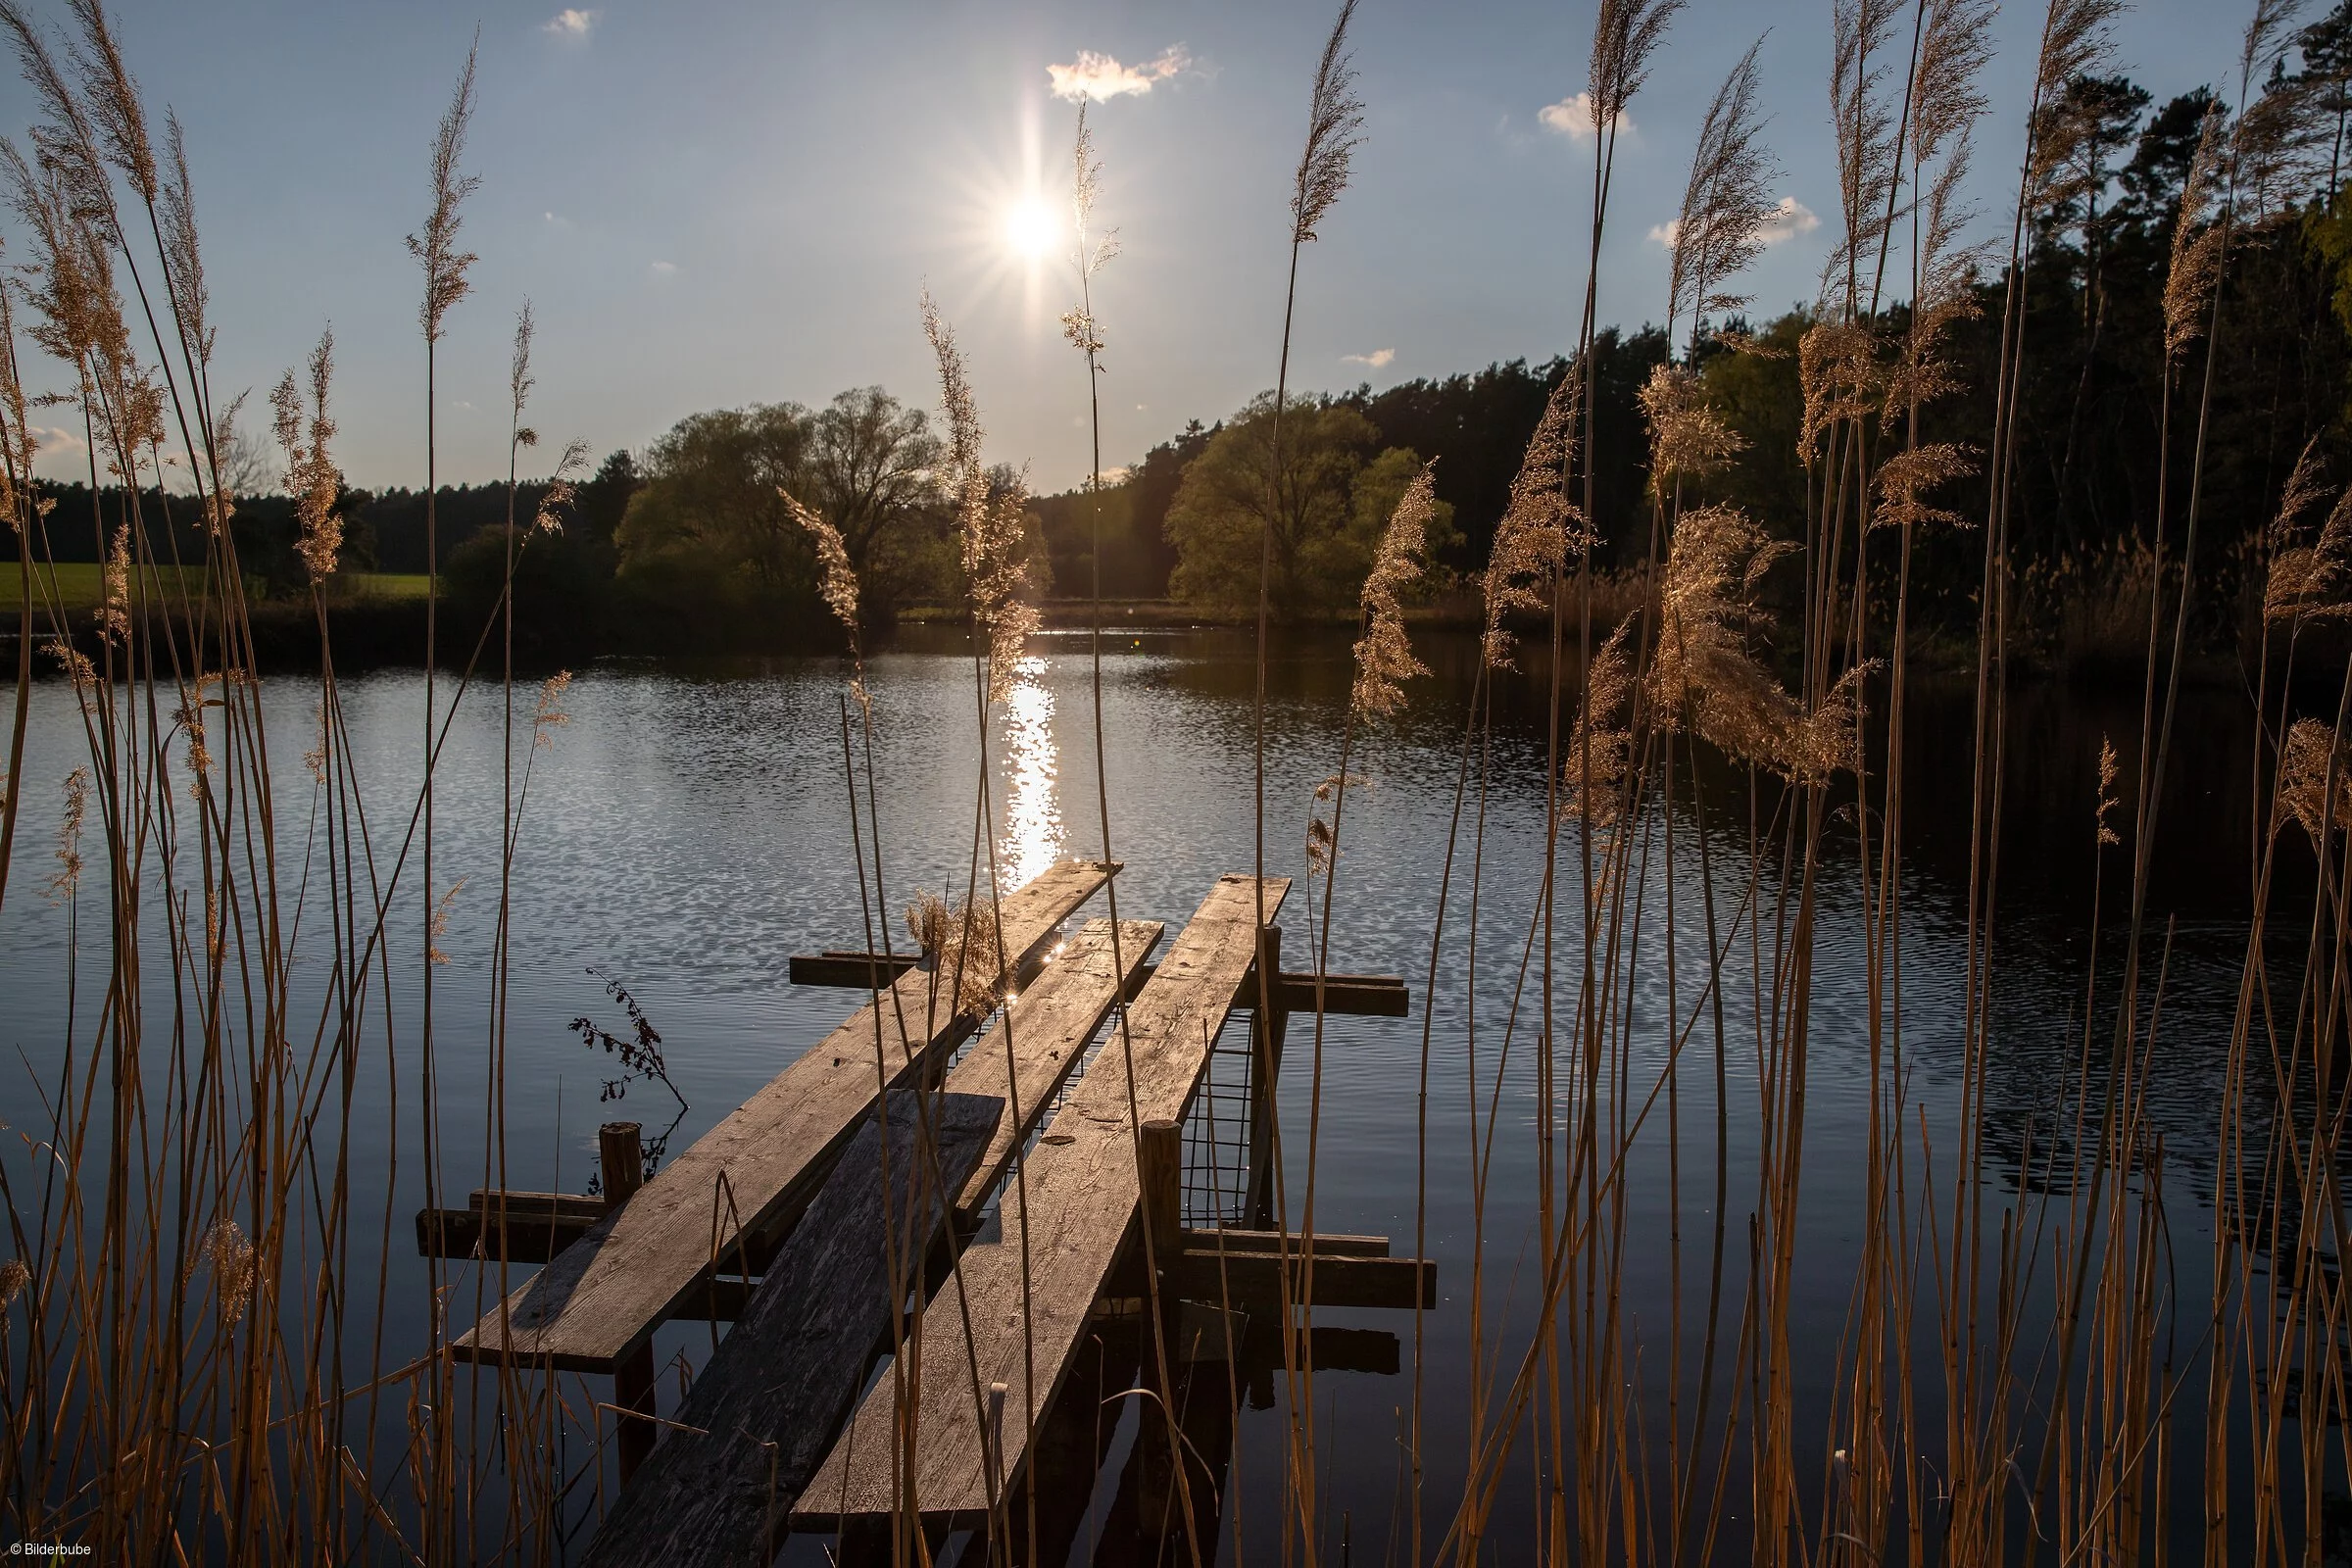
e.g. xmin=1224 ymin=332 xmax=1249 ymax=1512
xmin=0 ymin=1 xmax=108 ymax=216
xmin=1304 ymin=769 xmax=1369 ymax=876
xmin=1556 ymin=613 xmax=1634 ymax=832
xmin=1667 ymin=39 xmax=1775 ymax=339
xmin=2261 ymin=447 xmax=2351 ymax=622
xmin=2028 ymin=0 xmax=2126 ymax=174
xmin=2164 ymin=106 xmax=2231 ymax=359
xmin=158 ymin=112 xmax=209 ymax=382
xmin=0 ymin=1255 xmax=27 ymax=1310
xmin=1291 ymin=0 xmax=1364 ymax=246
xmin=1798 ymin=319 xmax=1881 ymax=460
xmin=270 ymin=326 xmax=340 ymax=582
xmin=920 ymin=292 xmax=1038 ymax=701
xmin=1058 ymin=101 xmax=1116 ymax=359
xmin=190 ymin=1217 xmax=256 ymax=1325
xmin=427 ymin=879 xmax=465 ymax=966
xmin=407 ymin=38 xmax=478 ymax=344
xmin=1589 ymin=0 xmax=1684 ymax=130
xmin=93 ymin=521 xmax=126 ymax=644
xmin=1911 ymin=0 xmax=1996 ymax=167
xmin=532 ymin=670 xmax=573 ymax=749
xmin=785 ymin=490 xmax=861 ymax=639
xmin=532 ymin=438 xmax=589 ymax=536
xmin=61 ymin=0 xmax=152 ymax=203
xmin=2230 ymin=0 xmax=2331 ymax=224
xmin=2278 ymin=715 xmax=2352 ymax=839
xmin=1885 ymin=138 xmax=1986 ymax=416
xmin=1873 ymin=441 xmax=1978 ymax=532
xmin=1351 ymin=459 xmax=1435 ymax=718
xmin=46 ymin=762 xmax=85 ymax=902
xmin=1825 ymin=0 xmax=1903 ymax=309
xmin=1640 ymin=365 xmax=1742 ymax=487
xmin=1650 ymin=502 xmax=1859 ymax=780
xmin=2096 ymin=735 xmax=2123 ymax=846
xmin=2242 ymin=0 xmax=2311 ymax=92
xmin=1 ymin=134 xmax=163 ymax=478
xmin=904 ymin=889 xmax=1007 ymax=1016
xmin=1482 ymin=372 xmax=1581 ymax=669
xmin=510 ymin=298 xmax=537 ymax=440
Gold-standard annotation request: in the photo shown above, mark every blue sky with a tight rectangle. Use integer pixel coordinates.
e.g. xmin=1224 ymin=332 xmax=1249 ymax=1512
xmin=1 ymin=0 xmax=2253 ymax=494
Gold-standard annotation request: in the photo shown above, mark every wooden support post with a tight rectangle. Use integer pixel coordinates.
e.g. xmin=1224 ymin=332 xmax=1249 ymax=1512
xmin=1246 ymin=925 xmax=1286 ymax=1230
xmin=601 ymin=1121 xmax=658 ymax=1483
xmin=1139 ymin=1119 xmax=1183 ymax=1270
xmin=1136 ymin=1110 xmax=1187 ymax=1529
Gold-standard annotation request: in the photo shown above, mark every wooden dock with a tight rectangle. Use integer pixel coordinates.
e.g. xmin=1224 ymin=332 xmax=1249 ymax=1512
xmin=418 ymin=858 xmax=1433 ymax=1564
xmin=447 ymin=858 xmax=1112 ymax=1372
xmin=791 ymin=873 xmax=1284 ymax=1525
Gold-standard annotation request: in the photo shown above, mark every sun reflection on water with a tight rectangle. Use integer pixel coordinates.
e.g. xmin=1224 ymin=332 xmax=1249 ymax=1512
xmin=998 ymin=655 xmax=1062 ymax=888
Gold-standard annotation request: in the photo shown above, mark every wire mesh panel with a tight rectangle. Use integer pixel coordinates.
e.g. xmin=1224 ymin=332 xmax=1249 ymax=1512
xmin=1180 ymin=1008 xmax=1261 ymax=1229
xmin=950 ymin=998 xmax=1270 ymax=1232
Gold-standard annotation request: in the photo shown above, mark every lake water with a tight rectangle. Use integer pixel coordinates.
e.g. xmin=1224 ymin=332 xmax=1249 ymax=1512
xmin=0 ymin=626 xmax=2278 ymax=1562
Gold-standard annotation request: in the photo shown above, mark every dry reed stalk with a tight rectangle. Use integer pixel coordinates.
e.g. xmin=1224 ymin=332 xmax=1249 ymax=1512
xmin=1243 ymin=9 xmax=1369 ymax=1558
xmin=404 ymin=41 xmax=477 ymax=1558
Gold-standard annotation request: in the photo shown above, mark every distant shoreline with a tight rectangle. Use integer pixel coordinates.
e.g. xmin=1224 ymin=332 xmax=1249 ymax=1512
xmin=1 ymin=593 xmax=2263 ymax=693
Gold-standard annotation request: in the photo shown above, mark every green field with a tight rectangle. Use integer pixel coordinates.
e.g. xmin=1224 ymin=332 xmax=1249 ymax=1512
xmin=15 ymin=563 xmax=431 ymax=609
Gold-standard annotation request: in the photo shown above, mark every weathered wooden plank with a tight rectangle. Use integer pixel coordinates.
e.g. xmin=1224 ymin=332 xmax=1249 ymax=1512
xmin=583 ymin=1093 xmax=1004 ymax=1568
xmin=794 ymin=873 xmax=1288 ymax=1527
xmin=452 ymin=858 xmax=1113 ymax=1372
xmin=943 ymin=917 xmax=1162 ymax=1221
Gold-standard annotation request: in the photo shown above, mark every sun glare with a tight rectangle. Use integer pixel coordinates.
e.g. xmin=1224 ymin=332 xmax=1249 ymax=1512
xmin=1002 ymin=196 xmax=1060 ymax=262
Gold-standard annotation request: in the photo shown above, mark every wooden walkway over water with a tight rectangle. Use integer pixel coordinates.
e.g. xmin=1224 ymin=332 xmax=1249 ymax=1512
xmin=416 ymin=858 xmax=1434 ymax=1564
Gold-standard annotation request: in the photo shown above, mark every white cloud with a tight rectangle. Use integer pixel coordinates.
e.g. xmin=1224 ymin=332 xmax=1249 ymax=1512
xmin=1758 ymin=196 xmax=1820 ymax=245
xmin=1539 ymin=91 xmax=1632 ymax=143
xmin=543 ymin=9 xmax=596 ymax=37
xmin=1648 ymin=198 xmax=1822 ymax=251
xmin=28 ymin=423 xmax=85 ymax=459
xmin=544 ymin=211 xmax=572 ymax=228
xmin=649 ymin=260 xmax=677 ymax=276
xmin=1048 ymin=45 xmax=1192 ymax=102
xmin=1343 ymin=348 xmax=1396 ymax=369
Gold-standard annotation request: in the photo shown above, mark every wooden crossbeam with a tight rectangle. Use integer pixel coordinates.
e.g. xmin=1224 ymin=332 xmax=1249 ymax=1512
xmin=1238 ymin=970 xmax=1410 ymax=1018
xmin=1167 ymin=1249 xmax=1436 ymax=1311
xmin=1175 ymin=1226 xmax=1389 ymax=1257
xmin=416 ymin=1191 xmax=605 ymax=1263
xmin=788 ymin=951 xmax=918 ymax=988
xmin=793 ymin=873 xmax=1289 ymax=1528
xmin=450 ymin=858 xmax=1113 ymax=1372
xmin=791 ymin=954 xmax=1407 ymax=1018
xmin=583 ymin=1093 xmax=1004 ymax=1568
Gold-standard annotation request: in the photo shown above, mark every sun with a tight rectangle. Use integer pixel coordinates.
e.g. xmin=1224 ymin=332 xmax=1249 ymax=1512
xmin=1002 ymin=196 xmax=1061 ymax=263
